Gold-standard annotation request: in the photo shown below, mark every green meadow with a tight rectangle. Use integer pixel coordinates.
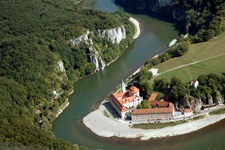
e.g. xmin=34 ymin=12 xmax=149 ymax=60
xmin=155 ymin=32 xmax=225 ymax=81
xmin=158 ymin=55 xmax=225 ymax=81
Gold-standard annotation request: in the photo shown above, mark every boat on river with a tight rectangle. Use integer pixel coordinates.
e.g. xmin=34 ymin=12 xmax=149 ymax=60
xmin=168 ymin=39 xmax=177 ymax=47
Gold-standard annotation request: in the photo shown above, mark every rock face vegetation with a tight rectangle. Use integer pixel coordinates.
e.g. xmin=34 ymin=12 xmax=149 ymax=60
xmin=115 ymin=0 xmax=225 ymax=42
xmin=0 ymin=0 xmax=134 ymax=149
xmin=115 ymin=0 xmax=225 ymax=111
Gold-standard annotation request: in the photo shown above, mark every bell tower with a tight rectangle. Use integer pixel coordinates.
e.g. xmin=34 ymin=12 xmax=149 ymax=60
xmin=122 ymin=79 xmax=126 ymax=93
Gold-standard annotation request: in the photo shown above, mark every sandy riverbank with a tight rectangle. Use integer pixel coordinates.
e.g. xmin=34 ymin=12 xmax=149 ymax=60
xmin=56 ymin=101 xmax=69 ymax=118
xmin=83 ymin=101 xmax=225 ymax=140
xmin=129 ymin=17 xmax=141 ymax=39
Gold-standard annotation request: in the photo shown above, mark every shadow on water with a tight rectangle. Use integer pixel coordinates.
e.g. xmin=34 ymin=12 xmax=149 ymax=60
xmin=114 ymin=3 xmax=185 ymax=35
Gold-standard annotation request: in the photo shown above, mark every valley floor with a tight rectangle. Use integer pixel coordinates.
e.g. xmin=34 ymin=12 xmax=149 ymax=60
xmin=83 ymin=16 xmax=225 ymax=140
xmin=83 ymin=100 xmax=225 ymax=140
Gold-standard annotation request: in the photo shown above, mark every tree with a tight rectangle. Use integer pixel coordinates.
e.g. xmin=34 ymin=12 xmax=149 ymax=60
xmin=190 ymin=88 xmax=201 ymax=98
xmin=197 ymin=74 xmax=208 ymax=85
xmin=137 ymin=100 xmax=151 ymax=109
xmin=154 ymin=78 xmax=169 ymax=90
xmin=140 ymin=80 xmax=153 ymax=99
xmin=0 ymin=0 xmax=135 ymax=148
xmin=170 ymin=76 xmax=183 ymax=88
xmin=138 ymin=67 xmax=153 ymax=82
xmin=172 ymin=84 xmax=189 ymax=99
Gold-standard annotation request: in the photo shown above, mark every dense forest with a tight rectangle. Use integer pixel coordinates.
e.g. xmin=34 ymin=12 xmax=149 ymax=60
xmin=118 ymin=0 xmax=225 ymax=110
xmin=153 ymin=73 xmax=225 ymax=110
xmin=116 ymin=0 xmax=225 ymax=105
xmin=134 ymin=63 xmax=225 ymax=111
xmin=0 ymin=0 xmax=135 ymax=149
xmin=115 ymin=0 xmax=225 ymax=42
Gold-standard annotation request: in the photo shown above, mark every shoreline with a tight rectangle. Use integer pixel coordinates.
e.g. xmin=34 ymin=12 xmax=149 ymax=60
xmin=55 ymin=17 xmax=141 ymax=119
xmin=106 ymin=17 xmax=141 ymax=67
xmin=129 ymin=17 xmax=141 ymax=39
xmin=106 ymin=17 xmax=142 ymax=91
xmin=83 ymin=102 xmax=225 ymax=140
xmin=55 ymin=90 xmax=73 ymax=118
xmin=56 ymin=101 xmax=70 ymax=118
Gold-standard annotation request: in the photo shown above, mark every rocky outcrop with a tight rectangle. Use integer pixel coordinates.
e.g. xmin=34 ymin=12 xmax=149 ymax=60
xmin=70 ymin=31 xmax=92 ymax=45
xmin=52 ymin=60 xmax=69 ymax=99
xmin=98 ymin=26 xmax=126 ymax=44
xmin=190 ymin=98 xmax=202 ymax=112
xmin=57 ymin=60 xmax=66 ymax=72
xmin=57 ymin=60 xmax=68 ymax=79
xmin=88 ymin=45 xmax=106 ymax=71
xmin=181 ymin=97 xmax=202 ymax=112
xmin=70 ymin=26 xmax=126 ymax=71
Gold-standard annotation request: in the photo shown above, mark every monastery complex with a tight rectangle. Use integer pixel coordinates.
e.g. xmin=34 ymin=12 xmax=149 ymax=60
xmin=109 ymin=81 xmax=194 ymax=122
xmin=109 ymin=84 xmax=143 ymax=119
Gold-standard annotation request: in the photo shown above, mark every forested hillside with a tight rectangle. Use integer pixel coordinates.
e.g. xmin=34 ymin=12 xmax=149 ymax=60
xmin=174 ymin=0 xmax=225 ymax=42
xmin=0 ymin=0 xmax=134 ymax=149
xmin=115 ymin=0 xmax=225 ymax=42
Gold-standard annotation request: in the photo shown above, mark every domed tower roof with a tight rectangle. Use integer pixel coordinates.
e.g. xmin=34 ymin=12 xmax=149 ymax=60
xmin=129 ymin=86 xmax=139 ymax=93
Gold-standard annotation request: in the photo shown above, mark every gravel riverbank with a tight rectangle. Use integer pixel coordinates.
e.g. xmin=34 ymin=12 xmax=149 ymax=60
xmin=83 ymin=101 xmax=225 ymax=140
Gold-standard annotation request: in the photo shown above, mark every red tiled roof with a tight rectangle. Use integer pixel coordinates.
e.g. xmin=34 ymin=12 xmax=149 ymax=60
xmin=112 ymin=91 xmax=125 ymax=98
xmin=148 ymin=92 xmax=157 ymax=101
xmin=132 ymin=107 xmax=173 ymax=115
xmin=184 ymin=108 xmax=193 ymax=113
xmin=132 ymin=101 xmax=174 ymax=115
xmin=150 ymin=100 xmax=170 ymax=108
xmin=109 ymin=94 xmax=127 ymax=112
xmin=120 ymin=95 xmax=136 ymax=104
xmin=129 ymin=86 xmax=139 ymax=93
xmin=109 ymin=86 xmax=140 ymax=112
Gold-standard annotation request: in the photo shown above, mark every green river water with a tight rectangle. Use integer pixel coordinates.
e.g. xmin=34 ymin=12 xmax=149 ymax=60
xmin=52 ymin=0 xmax=225 ymax=149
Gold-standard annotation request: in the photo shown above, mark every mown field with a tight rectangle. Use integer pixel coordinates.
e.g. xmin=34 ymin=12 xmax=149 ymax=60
xmin=155 ymin=32 xmax=225 ymax=81
xmin=158 ymin=54 xmax=225 ymax=81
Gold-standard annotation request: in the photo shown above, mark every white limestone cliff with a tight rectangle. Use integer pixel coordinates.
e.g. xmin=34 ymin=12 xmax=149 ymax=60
xmin=57 ymin=60 xmax=66 ymax=72
xmin=89 ymin=46 xmax=106 ymax=71
xmin=52 ymin=60 xmax=68 ymax=99
xmin=70 ymin=26 xmax=126 ymax=71
xmin=98 ymin=26 xmax=126 ymax=44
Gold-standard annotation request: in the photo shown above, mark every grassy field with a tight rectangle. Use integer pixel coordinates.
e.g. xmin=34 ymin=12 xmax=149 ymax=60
xmin=158 ymin=54 xmax=225 ymax=81
xmin=132 ymin=115 xmax=204 ymax=129
xmin=155 ymin=32 xmax=225 ymax=81
xmin=209 ymin=107 xmax=225 ymax=115
xmin=132 ymin=120 xmax=187 ymax=129
xmin=103 ymin=110 xmax=110 ymax=118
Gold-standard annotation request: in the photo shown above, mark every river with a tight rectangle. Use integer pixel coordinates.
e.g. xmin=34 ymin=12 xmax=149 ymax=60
xmin=52 ymin=0 xmax=225 ymax=150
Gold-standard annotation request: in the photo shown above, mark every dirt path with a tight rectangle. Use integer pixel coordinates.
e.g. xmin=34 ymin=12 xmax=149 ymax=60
xmin=155 ymin=53 xmax=225 ymax=77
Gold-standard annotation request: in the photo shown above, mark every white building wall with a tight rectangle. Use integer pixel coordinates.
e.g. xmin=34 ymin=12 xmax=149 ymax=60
xmin=132 ymin=113 xmax=174 ymax=122
xmin=184 ymin=111 xmax=193 ymax=117
xmin=123 ymin=96 xmax=143 ymax=108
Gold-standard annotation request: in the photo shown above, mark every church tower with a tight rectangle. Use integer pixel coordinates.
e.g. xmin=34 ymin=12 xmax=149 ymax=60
xmin=122 ymin=79 xmax=126 ymax=93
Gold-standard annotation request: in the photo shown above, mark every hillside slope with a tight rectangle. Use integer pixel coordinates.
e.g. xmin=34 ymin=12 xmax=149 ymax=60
xmin=115 ymin=0 xmax=225 ymax=42
xmin=0 ymin=0 xmax=134 ymax=149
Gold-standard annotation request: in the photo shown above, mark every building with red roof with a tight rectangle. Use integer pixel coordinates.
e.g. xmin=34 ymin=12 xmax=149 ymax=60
xmin=183 ymin=108 xmax=193 ymax=117
xmin=189 ymin=79 xmax=199 ymax=88
xmin=131 ymin=93 xmax=175 ymax=122
xmin=109 ymin=86 xmax=143 ymax=119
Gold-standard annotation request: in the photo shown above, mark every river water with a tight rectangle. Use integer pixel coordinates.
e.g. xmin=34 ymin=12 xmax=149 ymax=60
xmin=52 ymin=0 xmax=225 ymax=149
